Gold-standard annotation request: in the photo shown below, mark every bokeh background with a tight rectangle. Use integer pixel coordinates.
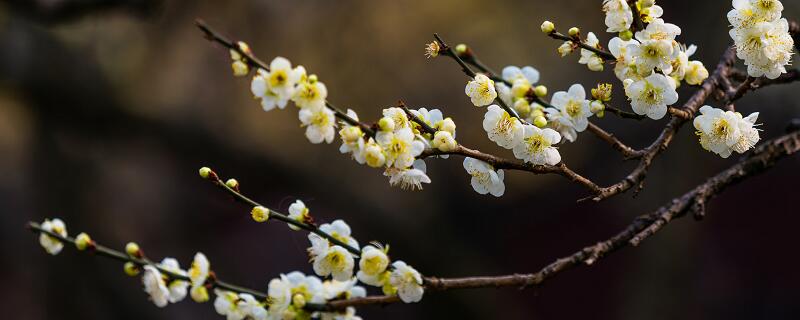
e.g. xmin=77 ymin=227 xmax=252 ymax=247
xmin=2 ymin=0 xmax=799 ymax=319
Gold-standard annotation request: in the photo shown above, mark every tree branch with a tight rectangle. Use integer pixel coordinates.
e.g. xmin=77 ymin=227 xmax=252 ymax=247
xmin=315 ymin=123 xmax=800 ymax=311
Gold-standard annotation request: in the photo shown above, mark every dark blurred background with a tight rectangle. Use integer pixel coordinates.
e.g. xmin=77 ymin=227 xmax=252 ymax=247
xmin=1 ymin=0 xmax=799 ymax=319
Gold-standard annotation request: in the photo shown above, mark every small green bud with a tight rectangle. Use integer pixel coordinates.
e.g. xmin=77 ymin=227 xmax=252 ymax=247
xmin=225 ymin=178 xmax=239 ymax=189
xmin=75 ymin=232 xmax=92 ymax=251
xmin=455 ymin=44 xmax=468 ymax=55
xmin=125 ymin=242 xmax=140 ymax=257
xmin=534 ymin=85 xmax=548 ymax=97
xmin=199 ymin=167 xmax=212 ymax=179
xmin=568 ymin=27 xmax=580 ymax=37
xmin=123 ymin=262 xmax=140 ymax=276
xmin=619 ymin=30 xmax=633 ymax=41
xmin=378 ymin=117 xmax=395 ymax=132
xmin=533 ymin=116 xmax=548 ymax=128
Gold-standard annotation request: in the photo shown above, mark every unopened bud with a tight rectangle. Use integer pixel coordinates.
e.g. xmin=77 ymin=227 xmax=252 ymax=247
xmin=231 ymin=60 xmax=249 ymax=77
xmin=619 ymin=30 xmax=633 ymax=41
xmin=437 ymin=117 xmax=457 ymax=135
xmin=124 ymin=262 xmax=140 ymax=276
xmin=534 ymin=85 xmax=548 ymax=97
xmin=236 ymin=41 xmax=252 ymax=56
xmin=199 ymin=167 xmax=213 ymax=179
xmin=541 ymin=21 xmax=555 ymax=34
xmin=191 ymin=286 xmax=210 ymax=303
xmin=455 ymin=44 xmax=468 ymax=55
xmin=568 ymin=27 xmax=580 ymax=37
xmin=308 ymin=74 xmax=318 ymax=83
xmin=292 ymin=293 xmax=306 ymax=308
xmin=75 ymin=232 xmax=92 ymax=251
xmin=590 ymin=100 xmax=605 ymax=114
xmin=225 ymin=178 xmax=239 ymax=189
xmin=125 ymin=242 xmax=140 ymax=257
xmin=534 ymin=116 xmax=548 ymax=128
xmin=378 ymin=117 xmax=395 ymax=132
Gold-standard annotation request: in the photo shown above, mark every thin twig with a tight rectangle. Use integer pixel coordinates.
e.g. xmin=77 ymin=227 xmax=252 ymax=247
xmin=546 ymin=32 xmax=615 ymax=61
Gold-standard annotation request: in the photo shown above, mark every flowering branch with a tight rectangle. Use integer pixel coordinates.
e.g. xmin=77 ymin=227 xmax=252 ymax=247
xmin=545 ymin=31 xmax=616 ymax=61
xmin=195 ymin=19 xmax=376 ymax=137
xmin=27 ymin=221 xmax=269 ymax=300
xmin=315 ymin=122 xmax=800 ymax=311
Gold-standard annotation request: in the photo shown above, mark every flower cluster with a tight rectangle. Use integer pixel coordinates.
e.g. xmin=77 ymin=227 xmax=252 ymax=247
xmin=34 ymin=216 xmax=421 ymax=319
xmin=693 ymin=106 xmax=761 ymax=158
xmin=728 ymin=0 xmax=794 ymax=79
xmin=243 ymin=52 xmax=460 ymax=190
xmin=584 ymin=1 xmax=709 ymax=119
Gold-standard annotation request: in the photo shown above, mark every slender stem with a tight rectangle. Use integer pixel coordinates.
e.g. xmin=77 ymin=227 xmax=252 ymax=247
xmin=546 ymin=32 xmax=615 ymax=61
xmin=628 ymin=0 xmax=645 ymax=32
xmin=433 ymin=33 xmax=525 ymax=122
xmin=27 ymin=222 xmax=269 ymax=300
xmin=195 ymin=19 xmax=375 ymax=136
xmin=206 ymin=171 xmax=362 ymax=257
xmin=399 ymin=102 xmax=437 ymax=135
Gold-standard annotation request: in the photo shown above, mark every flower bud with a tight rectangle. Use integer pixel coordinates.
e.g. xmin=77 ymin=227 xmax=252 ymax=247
xmin=75 ymin=232 xmax=92 ymax=251
xmin=231 ymin=60 xmax=249 ymax=77
xmin=513 ymin=99 xmax=531 ymax=118
xmin=590 ymin=100 xmax=605 ymax=114
xmin=455 ymin=44 xmax=468 ymax=55
xmin=437 ymin=117 xmax=457 ymax=135
xmin=619 ymin=30 xmax=633 ymax=41
xmin=225 ymin=178 xmax=239 ymax=189
xmin=588 ymin=56 xmax=604 ymax=72
xmin=308 ymin=74 xmax=319 ymax=83
xmin=124 ymin=262 xmax=140 ymax=276
xmin=531 ymin=108 xmax=545 ymax=119
xmin=541 ymin=21 xmax=555 ymax=34
xmin=199 ymin=167 xmax=213 ymax=179
xmin=533 ymin=116 xmax=548 ymax=128
xmin=511 ymin=81 xmax=531 ymax=98
xmin=378 ymin=117 xmax=395 ymax=132
xmin=568 ymin=27 xmax=580 ymax=37
xmin=229 ymin=49 xmax=242 ymax=61
xmin=534 ymin=85 xmax=548 ymax=97
xmin=125 ymin=242 xmax=140 ymax=257
xmin=251 ymin=206 xmax=270 ymax=223
xmin=236 ymin=41 xmax=252 ymax=56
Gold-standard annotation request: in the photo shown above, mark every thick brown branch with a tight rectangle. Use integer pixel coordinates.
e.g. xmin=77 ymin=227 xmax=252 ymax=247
xmin=316 ymin=125 xmax=800 ymax=311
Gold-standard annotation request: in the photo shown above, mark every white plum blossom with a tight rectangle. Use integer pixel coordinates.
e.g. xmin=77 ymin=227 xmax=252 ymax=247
xmin=292 ymin=77 xmax=328 ymax=110
xmin=545 ymin=108 xmax=579 ymax=142
xmin=603 ymin=0 xmax=633 ymax=32
xmin=237 ymin=294 xmax=267 ymax=320
xmin=549 ymin=84 xmax=592 ymax=132
xmin=463 ymin=157 xmax=505 ymax=197
xmin=483 ymin=104 xmax=524 ymax=149
xmin=389 ymin=260 xmax=424 ymax=303
xmin=410 ymin=107 xmax=444 ymax=130
xmin=383 ymin=107 xmax=412 ymax=130
xmin=609 ymin=37 xmax=642 ymax=81
xmin=685 ymin=60 xmax=710 ymax=85
xmin=39 ymin=218 xmax=67 ymax=255
xmin=376 ymin=127 xmax=425 ymax=169
xmin=625 ymin=73 xmax=678 ymax=120
xmin=158 ymin=258 xmax=189 ymax=303
xmin=319 ymin=220 xmax=360 ymax=250
xmin=502 ymin=65 xmax=540 ymax=87
xmin=465 ymin=74 xmax=497 ymax=106
xmin=322 ymin=278 xmax=367 ymax=301
xmin=288 ymin=200 xmax=310 ymax=231
xmin=214 ymin=290 xmax=246 ymax=320
xmin=693 ymin=106 xmax=761 ymax=158
xmin=313 ymin=245 xmax=356 ymax=281
xmin=299 ymin=106 xmax=336 ymax=144
xmin=635 ymin=18 xmax=682 ymax=42
xmin=339 ymin=109 xmax=365 ymax=159
xmin=385 ymin=159 xmax=431 ymax=190
xmin=728 ymin=0 xmax=793 ymax=79
xmin=357 ymin=245 xmax=390 ymax=286
xmin=142 ymin=265 xmax=170 ymax=308
xmin=268 ymin=272 xmax=325 ymax=318
xmin=189 ymin=252 xmax=210 ymax=302
xmin=513 ymin=124 xmax=562 ymax=166
xmin=579 ymin=32 xmax=605 ymax=71
xmin=250 ymin=57 xmax=304 ymax=111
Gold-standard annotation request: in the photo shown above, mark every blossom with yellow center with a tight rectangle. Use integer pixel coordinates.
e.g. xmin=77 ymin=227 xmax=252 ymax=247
xmin=513 ymin=124 xmax=562 ymax=166
xmin=465 ymin=74 xmax=497 ymax=106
